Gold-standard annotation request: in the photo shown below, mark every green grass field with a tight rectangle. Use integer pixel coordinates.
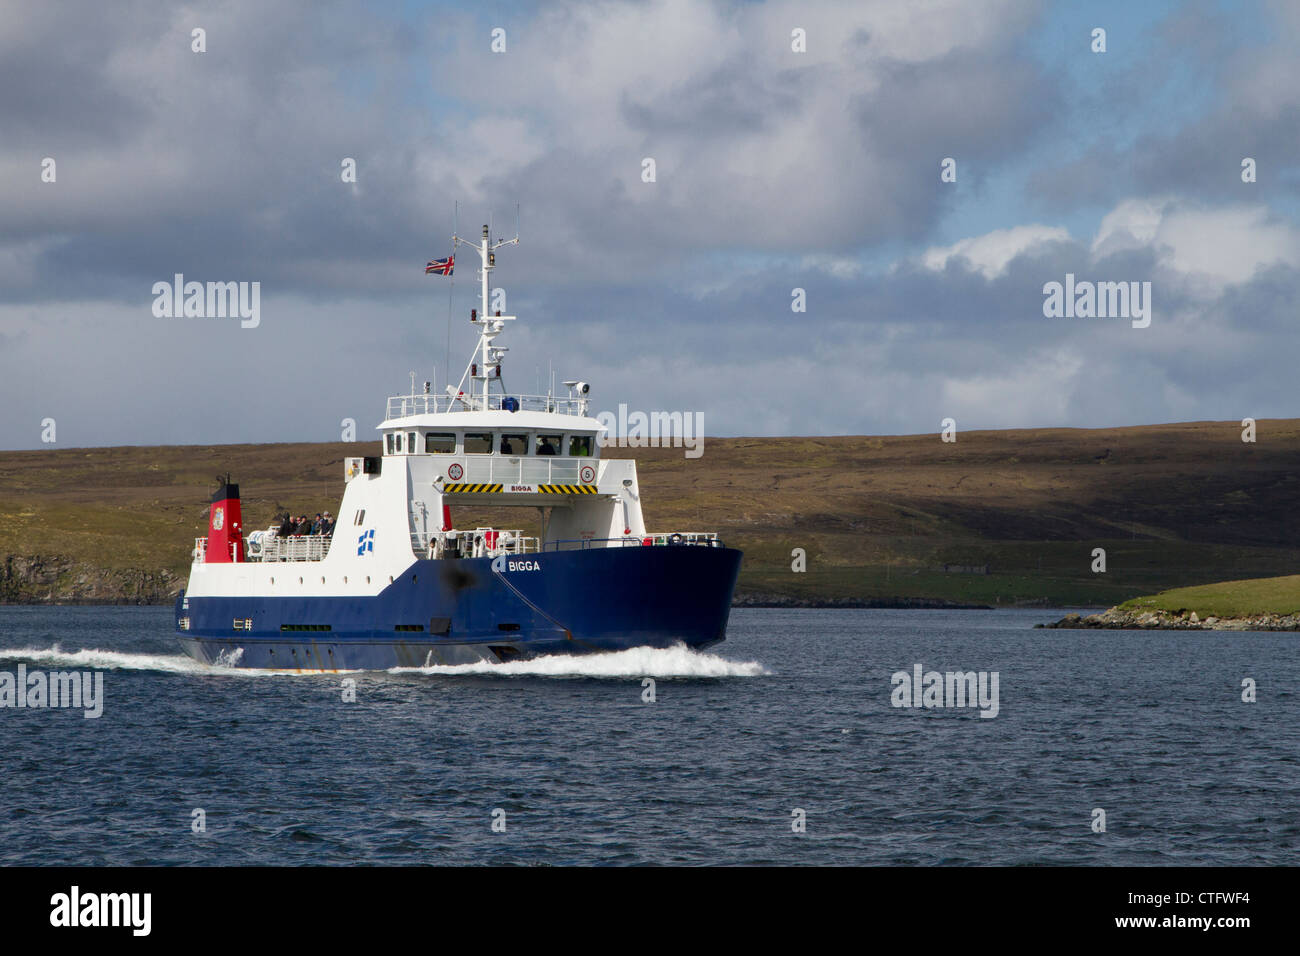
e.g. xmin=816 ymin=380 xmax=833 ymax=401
xmin=1119 ymin=575 xmax=1300 ymax=618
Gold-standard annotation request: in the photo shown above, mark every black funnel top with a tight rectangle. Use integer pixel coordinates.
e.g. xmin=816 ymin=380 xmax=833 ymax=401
xmin=210 ymin=479 xmax=240 ymax=504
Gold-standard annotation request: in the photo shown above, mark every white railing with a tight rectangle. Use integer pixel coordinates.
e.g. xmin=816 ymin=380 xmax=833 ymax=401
xmin=195 ymin=528 xmax=716 ymax=564
xmin=386 ymin=392 xmax=589 ymax=420
xmin=642 ymin=531 xmax=719 ymax=547
xmin=546 ymin=532 xmax=721 ymax=551
xmin=246 ymin=530 xmax=332 ymax=562
xmin=439 ymin=456 xmax=593 ymax=485
xmin=194 ymin=534 xmax=330 ymax=563
xmin=412 ymin=528 xmax=540 ymax=560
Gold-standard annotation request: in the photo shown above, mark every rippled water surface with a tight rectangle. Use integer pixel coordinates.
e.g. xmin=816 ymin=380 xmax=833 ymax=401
xmin=0 ymin=606 xmax=1295 ymax=865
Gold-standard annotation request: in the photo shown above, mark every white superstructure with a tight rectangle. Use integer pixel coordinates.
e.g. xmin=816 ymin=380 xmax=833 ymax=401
xmin=184 ymin=223 xmax=723 ymax=604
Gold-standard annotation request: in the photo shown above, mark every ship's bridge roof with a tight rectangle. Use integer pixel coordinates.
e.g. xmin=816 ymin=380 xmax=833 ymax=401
xmin=379 ymin=409 xmax=607 ymax=433
xmin=381 ymin=391 xmax=603 ymax=432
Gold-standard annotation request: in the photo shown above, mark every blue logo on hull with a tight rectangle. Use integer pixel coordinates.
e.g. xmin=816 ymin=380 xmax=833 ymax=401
xmin=357 ymin=529 xmax=375 ymax=556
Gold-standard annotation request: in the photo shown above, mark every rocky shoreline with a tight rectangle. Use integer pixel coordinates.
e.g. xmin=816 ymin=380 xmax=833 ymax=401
xmin=1039 ymin=607 xmax=1300 ymax=631
xmin=0 ymin=554 xmax=184 ymax=606
xmin=733 ymin=593 xmax=991 ymax=610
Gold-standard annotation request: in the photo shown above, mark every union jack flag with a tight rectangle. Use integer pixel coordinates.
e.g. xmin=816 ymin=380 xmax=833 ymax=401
xmin=425 ymin=255 xmax=454 ymax=276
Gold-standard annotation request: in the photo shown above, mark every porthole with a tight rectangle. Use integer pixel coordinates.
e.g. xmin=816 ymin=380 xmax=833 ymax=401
xmin=366 ymin=576 xmax=371 ymax=584
xmin=299 ymin=577 xmax=304 ymax=584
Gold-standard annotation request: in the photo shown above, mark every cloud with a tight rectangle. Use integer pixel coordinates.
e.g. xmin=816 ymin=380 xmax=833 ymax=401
xmin=921 ymin=224 xmax=1071 ymax=279
xmin=1 ymin=1 xmax=1298 ymax=450
xmin=922 ymin=197 xmax=1300 ymax=294
xmin=1093 ymin=198 xmax=1300 ymax=291
xmin=1028 ymin=0 xmax=1300 ymax=211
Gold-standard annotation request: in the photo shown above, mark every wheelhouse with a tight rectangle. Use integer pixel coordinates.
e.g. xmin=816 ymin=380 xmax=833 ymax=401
xmin=381 ymin=426 xmax=600 ymax=458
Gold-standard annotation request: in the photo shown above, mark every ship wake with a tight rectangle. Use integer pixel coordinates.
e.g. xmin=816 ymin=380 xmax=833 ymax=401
xmin=0 ymin=646 xmax=346 ymax=677
xmin=0 ymin=644 xmax=766 ymax=679
xmin=391 ymin=643 xmax=770 ymax=678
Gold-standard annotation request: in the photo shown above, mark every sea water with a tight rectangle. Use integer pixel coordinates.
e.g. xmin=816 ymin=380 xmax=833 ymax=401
xmin=0 ymin=606 xmax=1295 ymax=865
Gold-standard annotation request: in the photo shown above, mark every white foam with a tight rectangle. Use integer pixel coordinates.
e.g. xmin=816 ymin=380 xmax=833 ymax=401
xmin=0 ymin=644 xmax=767 ymax=679
xmin=389 ymin=643 xmax=770 ymax=678
xmin=0 ymin=646 xmax=351 ymax=678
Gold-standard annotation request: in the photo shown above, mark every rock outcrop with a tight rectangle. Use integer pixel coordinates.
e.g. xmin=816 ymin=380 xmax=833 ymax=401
xmin=0 ymin=554 xmax=184 ymax=605
xmin=1039 ymin=607 xmax=1300 ymax=631
xmin=733 ymin=592 xmax=991 ymax=609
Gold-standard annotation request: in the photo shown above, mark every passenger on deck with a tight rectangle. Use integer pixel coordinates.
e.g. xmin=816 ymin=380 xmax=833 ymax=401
xmin=537 ymin=438 xmax=556 ymax=456
xmin=278 ymin=513 xmax=294 ymax=537
xmin=500 ymin=438 xmax=513 ymax=454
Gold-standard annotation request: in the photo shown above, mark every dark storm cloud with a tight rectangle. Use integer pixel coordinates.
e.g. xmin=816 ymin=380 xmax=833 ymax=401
xmin=1 ymin=0 xmax=1062 ymax=314
xmin=0 ymin=0 xmax=452 ymax=303
xmin=0 ymin=4 xmax=154 ymax=149
xmin=855 ymin=50 xmax=1061 ymax=232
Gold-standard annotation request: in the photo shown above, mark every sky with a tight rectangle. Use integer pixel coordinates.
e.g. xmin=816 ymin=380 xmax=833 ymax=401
xmin=2 ymin=0 xmax=1298 ymax=449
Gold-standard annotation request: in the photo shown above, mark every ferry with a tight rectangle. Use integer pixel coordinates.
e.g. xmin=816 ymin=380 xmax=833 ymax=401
xmin=174 ymin=224 xmax=742 ymax=669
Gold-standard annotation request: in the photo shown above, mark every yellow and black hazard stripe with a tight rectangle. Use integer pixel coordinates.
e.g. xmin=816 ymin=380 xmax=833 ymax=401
xmin=536 ymin=483 xmax=598 ymax=495
xmin=441 ymin=483 xmax=504 ymax=493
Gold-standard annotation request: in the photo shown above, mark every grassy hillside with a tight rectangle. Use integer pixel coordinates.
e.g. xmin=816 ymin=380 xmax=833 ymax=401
xmin=2 ymin=419 xmax=1300 ymax=604
xmin=1119 ymin=574 xmax=1300 ymax=618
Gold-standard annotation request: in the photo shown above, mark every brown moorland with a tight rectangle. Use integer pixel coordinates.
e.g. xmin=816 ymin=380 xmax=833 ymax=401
xmin=1 ymin=419 xmax=1297 ymax=605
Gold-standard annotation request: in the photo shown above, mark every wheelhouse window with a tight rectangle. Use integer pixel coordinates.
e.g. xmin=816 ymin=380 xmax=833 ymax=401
xmin=407 ymin=432 xmax=416 ymax=454
xmin=385 ymin=433 xmax=396 ymax=454
xmin=500 ymin=433 xmax=528 ymax=456
xmin=568 ymin=434 xmax=593 ymax=457
xmin=425 ymin=432 xmax=456 ymax=454
xmin=536 ymin=434 xmax=561 ymax=456
xmin=463 ymin=432 xmax=493 ymax=454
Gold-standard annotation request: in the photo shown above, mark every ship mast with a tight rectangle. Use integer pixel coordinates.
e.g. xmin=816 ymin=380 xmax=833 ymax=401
xmin=448 ymin=221 xmax=519 ymax=410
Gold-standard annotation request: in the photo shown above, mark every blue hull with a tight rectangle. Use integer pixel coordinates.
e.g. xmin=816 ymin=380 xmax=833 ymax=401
xmin=176 ymin=545 xmax=742 ymax=669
